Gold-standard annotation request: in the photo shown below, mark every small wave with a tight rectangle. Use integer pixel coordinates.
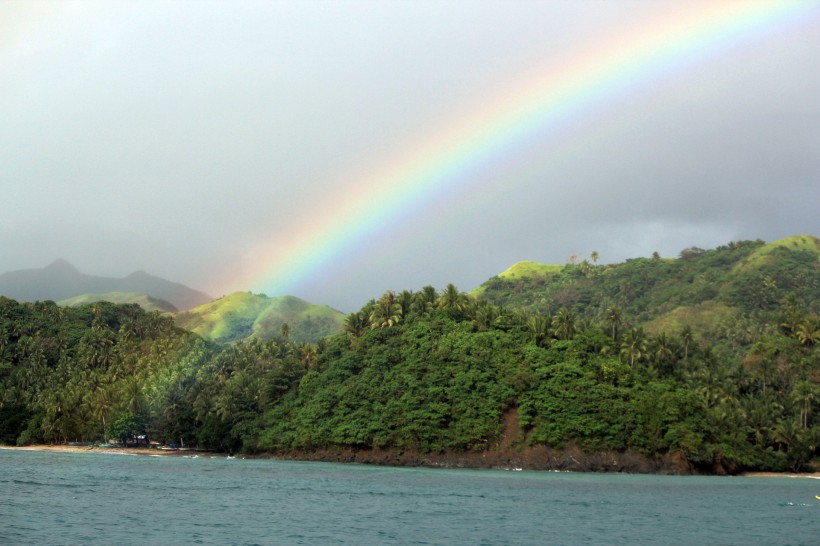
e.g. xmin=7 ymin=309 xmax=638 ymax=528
xmin=13 ymin=479 xmax=75 ymax=488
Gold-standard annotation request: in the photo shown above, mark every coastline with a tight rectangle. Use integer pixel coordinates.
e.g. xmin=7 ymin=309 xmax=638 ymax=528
xmin=4 ymin=445 xmax=819 ymax=478
xmin=738 ymin=471 xmax=820 ymax=480
xmin=0 ymin=444 xmax=226 ymax=458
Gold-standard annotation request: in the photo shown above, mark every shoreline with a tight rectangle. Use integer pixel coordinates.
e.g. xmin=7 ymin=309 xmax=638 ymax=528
xmin=4 ymin=444 xmax=818 ymax=478
xmin=0 ymin=444 xmax=227 ymax=458
xmin=738 ymin=471 xmax=820 ymax=480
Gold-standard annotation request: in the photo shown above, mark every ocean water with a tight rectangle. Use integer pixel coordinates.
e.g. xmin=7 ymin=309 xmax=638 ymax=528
xmin=1 ymin=449 xmax=818 ymax=545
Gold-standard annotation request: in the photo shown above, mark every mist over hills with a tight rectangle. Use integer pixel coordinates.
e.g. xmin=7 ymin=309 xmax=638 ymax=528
xmin=0 ymin=259 xmax=211 ymax=311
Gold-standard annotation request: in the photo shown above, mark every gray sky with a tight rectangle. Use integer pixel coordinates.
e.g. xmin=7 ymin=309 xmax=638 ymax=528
xmin=2 ymin=1 xmax=819 ymax=312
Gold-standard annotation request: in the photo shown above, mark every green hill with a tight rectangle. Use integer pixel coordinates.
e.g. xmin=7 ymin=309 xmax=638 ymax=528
xmin=498 ymin=261 xmax=564 ymax=280
xmin=173 ymin=291 xmax=345 ymax=343
xmin=475 ymin=235 xmax=820 ymax=337
xmin=58 ymin=291 xmax=178 ymax=313
xmin=733 ymin=234 xmax=820 ymax=272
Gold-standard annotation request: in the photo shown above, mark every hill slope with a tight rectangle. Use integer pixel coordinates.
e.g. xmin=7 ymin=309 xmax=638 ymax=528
xmin=0 ymin=260 xmax=211 ymax=310
xmin=173 ymin=291 xmax=345 ymax=343
xmin=474 ymin=235 xmax=819 ymax=336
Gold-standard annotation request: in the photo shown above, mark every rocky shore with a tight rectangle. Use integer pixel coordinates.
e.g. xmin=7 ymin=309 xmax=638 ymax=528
xmin=256 ymin=444 xmax=702 ymax=474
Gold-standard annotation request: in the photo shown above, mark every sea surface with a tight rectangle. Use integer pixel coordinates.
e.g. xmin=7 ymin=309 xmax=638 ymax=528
xmin=1 ymin=449 xmax=818 ymax=545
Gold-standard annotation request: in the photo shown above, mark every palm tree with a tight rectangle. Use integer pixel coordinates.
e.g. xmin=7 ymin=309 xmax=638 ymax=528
xmin=792 ymin=380 xmax=815 ymax=430
xmin=411 ymin=293 xmax=434 ymax=315
xmin=370 ymin=291 xmax=402 ymax=329
xmin=605 ymin=305 xmax=622 ymax=341
xmin=620 ymin=327 xmax=647 ymax=370
xmin=417 ymin=285 xmax=438 ymax=305
xmin=680 ymin=325 xmax=694 ymax=362
xmin=342 ymin=311 xmax=368 ymax=338
xmin=773 ymin=419 xmax=800 ymax=452
xmin=90 ymin=387 xmax=114 ymax=441
xmin=437 ymin=284 xmax=469 ymax=312
xmin=527 ymin=315 xmax=551 ymax=347
xmin=299 ymin=343 xmax=318 ymax=370
xmin=795 ymin=320 xmax=818 ymax=347
xmin=552 ymin=307 xmax=576 ymax=340
xmin=473 ymin=300 xmax=501 ymax=331
xmin=650 ymin=332 xmax=674 ymax=374
xmin=120 ymin=375 xmax=145 ymax=415
xmin=396 ymin=290 xmax=415 ymax=319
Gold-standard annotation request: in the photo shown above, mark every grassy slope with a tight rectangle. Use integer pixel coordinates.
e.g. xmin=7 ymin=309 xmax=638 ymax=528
xmin=499 ymin=261 xmax=564 ymax=280
xmin=58 ymin=292 xmax=178 ymax=313
xmin=734 ymin=235 xmax=820 ymax=271
xmin=173 ymin=291 xmax=345 ymax=343
xmin=471 ymin=262 xmax=563 ymax=297
xmin=643 ymin=301 xmax=738 ymax=339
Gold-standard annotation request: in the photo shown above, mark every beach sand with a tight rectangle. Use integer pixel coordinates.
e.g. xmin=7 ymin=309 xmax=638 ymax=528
xmin=739 ymin=471 xmax=820 ymax=480
xmin=0 ymin=444 xmax=218 ymax=457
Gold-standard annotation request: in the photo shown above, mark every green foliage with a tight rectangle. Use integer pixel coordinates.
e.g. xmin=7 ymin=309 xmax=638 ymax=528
xmin=475 ymin=237 xmax=819 ymax=338
xmin=2 ymin=235 xmax=818 ymax=473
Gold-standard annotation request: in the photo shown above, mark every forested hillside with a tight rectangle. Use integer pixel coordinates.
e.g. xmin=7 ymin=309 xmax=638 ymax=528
xmin=1 ymin=237 xmax=817 ymax=474
xmin=476 ymin=236 xmax=819 ymax=335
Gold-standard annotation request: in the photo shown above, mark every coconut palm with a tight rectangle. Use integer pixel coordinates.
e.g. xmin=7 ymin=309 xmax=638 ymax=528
xmin=680 ymin=325 xmax=694 ymax=362
xmin=650 ymin=332 xmax=675 ymax=374
xmin=299 ymin=343 xmax=318 ymax=370
xmin=552 ymin=307 xmax=576 ymax=341
xmin=87 ymin=386 xmax=114 ymax=441
xmin=396 ymin=290 xmax=415 ymax=319
xmin=792 ymin=380 xmax=816 ymax=430
xmin=528 ymin=315 xmax=551 ymax=347
xmin=342 ymin=311 xmax=368 ymax=338
xmin=370 ymin=291 xmax=402 ymax=329
xmin=472 ymin=300 xmax=500 ymax=331
xmin=620 ymin=327 xmax=647 ymax=370
xmin=795 ymin=320 xmax=818 ymax=347
xmin=605 ymin=305 xmax=622 ymax=341
xmin=437 ymin=283 xmax=469 ymax=312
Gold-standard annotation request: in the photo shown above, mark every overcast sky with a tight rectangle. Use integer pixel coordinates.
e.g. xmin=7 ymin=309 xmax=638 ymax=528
xmin=2 ymin=1 xmax=819 ymax=312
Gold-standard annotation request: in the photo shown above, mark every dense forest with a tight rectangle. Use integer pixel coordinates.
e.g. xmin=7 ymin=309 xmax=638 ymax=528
xmin=1 ymin=237 xmax=817 ymax=473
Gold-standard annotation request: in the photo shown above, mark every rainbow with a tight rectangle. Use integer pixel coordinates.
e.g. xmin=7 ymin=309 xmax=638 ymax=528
xmin=231 ymin=0 xmax=817 ymax=298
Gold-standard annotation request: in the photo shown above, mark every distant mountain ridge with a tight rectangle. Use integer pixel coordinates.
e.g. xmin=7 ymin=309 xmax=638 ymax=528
xmin=0 ymin=260 xmax=211 ymax=311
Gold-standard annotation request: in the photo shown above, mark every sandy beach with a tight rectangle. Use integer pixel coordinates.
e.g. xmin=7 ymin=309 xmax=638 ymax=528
xmin=738 ymin=471 xmax=820 ymax=480
xmin=0 ymin=444 xmax=222 ymax=457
